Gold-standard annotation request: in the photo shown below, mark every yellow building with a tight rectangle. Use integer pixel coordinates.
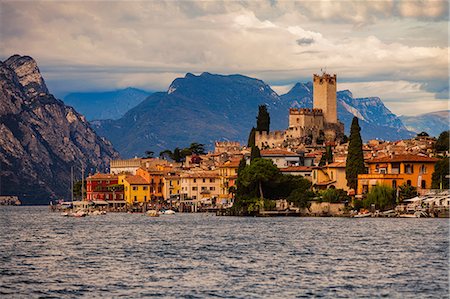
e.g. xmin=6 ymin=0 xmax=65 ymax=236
xmin=118 ymin=174 xmax=151 ymax=205
xmin=136 ymin=167 xmax=165 ymax=199
xmin=357 ymin=154 xmax=438 ymax=195
xmin=218 ymin=159 xmax=241 ymax=201
xmin=163 ymin=172 xmax=181 ymax=200
xmin=312 ymin=162 xmax=349 ymax=191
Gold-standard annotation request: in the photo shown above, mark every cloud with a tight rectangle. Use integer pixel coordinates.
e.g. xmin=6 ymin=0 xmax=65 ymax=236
xmin=0 ymin=0 xmax=447 ymax=115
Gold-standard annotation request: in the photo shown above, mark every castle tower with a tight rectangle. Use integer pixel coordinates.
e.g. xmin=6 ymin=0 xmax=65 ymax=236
xmin=313 ymin=73 xmax=337 ymax=124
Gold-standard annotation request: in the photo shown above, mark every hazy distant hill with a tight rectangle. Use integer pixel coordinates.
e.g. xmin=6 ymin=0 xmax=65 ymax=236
xmin=400 ymin=111 xmax=449 ymax=137
xmin=64 ymin=87 xmax=151 ymax=120
xmin=93 ymin=72 xmax=414 ymax=158
xmin=0 ymin=55 xmax=119 ymax=203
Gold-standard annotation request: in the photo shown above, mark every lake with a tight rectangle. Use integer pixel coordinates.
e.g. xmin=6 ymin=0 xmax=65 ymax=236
xmin=0 ymin=206 xmax=448 ymax=298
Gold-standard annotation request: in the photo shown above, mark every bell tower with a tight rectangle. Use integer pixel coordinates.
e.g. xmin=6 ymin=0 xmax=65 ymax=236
xmin=313 ymin=72 xmax=337 ymax=124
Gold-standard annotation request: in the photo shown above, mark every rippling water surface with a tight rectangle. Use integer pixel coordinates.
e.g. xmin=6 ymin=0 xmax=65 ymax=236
xmin=0 ymin=206 xmax=448 ymax=298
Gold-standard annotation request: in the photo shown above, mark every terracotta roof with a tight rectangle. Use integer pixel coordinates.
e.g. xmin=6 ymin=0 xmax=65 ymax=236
xmin=368 ymin=154 xmax=439 ymax=163
xmin=180 ymin=171 xmax=220 ymax=179
xmin=123 ymin=175 xmax=149 ymax=185
xmin=220 ymin=159 xmax=241 ymax=168
xmin=260 ymin=149 xmax=300 ymax=157
xmin=327 ymin=161 xmax=346 ymax=168
xmin=88 ymin=173 xmax=118 ymax=180
xmin=280 ymin=166 xmax=313 ymax=172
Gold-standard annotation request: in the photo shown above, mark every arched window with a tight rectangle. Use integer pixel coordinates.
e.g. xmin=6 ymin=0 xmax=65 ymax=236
xmin=407 ymin=180 xmax=412 ymax=186
xmin=421 ymin=180 xmax=426 ymax=189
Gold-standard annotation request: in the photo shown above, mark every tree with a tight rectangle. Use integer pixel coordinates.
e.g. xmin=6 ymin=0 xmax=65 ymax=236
xmin=173 ymin=147 xmax=183 ymax=162
xmin=247 ymin=127 xmax=256 ymax=148
xmin=398 ymin=183 xmax=418 ymax=202
xmin=287 ymin=189 xmax=314 ymax=208
xmin=73 ymin=180 xmax=86 ymax=199
xmin=256 ymin=105 xmax=270 ymax=132
xmin=417 ymin=131 xmax=429 ymax=137
xmin=144 ymin=150 xmax=154 ymax=158
xmin=434 ymin=131 xmax=449 ymax=152
xmin=431 ymin=157 xmax=450 ymax=189
xmin=346 ymin=117 xmax=366 ymax=190
xmin=320 ymin=188 xmax=350 ymax=203
xmin=239 ymin=158 xmax=280 ymax=200
xmin=319 ymin=145 xmax=333 ymax=166
xmin=250 ymin=145 xmax=261 ymax=161
xmin=363 ymin=184 xmax=395 ymax=210
xmin=159 ymin=150 xmax=173 ymax=160
xmin=189 ymin=143 xmax=206 ymax=155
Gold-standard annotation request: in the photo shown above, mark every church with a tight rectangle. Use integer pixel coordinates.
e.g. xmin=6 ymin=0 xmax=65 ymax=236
xmin=255 ymin=72 xmax=344 ymax=149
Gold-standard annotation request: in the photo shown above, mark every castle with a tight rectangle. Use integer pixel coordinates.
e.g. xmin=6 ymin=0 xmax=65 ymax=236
xmin=255 ymin=72 xmax=344 ymax=149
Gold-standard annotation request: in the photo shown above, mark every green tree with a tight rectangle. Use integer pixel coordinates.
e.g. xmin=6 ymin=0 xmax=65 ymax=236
xmin=287 ymin=189 xmax=314 ymax=208
xmin=320 ymin=188 xmax=350 ymax=203
xmin=250 ymin=145 xmax=261 ymax=161
xmin=398 ymin=183 xmax=418 ymax=202
xmin=247 ymin=127 xmax=256 ymax=148
xmin=434 ymin=130 xmax=449 ymax=152
xmin=189 ymin=143 xmax=206 ymax=155
xmin=431 ymin=157 xmax=450 ymax=189
xmin=256 ymin=105 xmax=270 ymax=132
xmin=73 ymin=180 xmax=86 ymax=199
xmin=239 ymin=158 xmax=280 ymax=200
xmin=363 ymin=184 xmax=395 ymax=210
xmin=144 ymin=150 xmax=154 ymax=158
xmin=346 ymin=117 xmax=366 ymax=190
xmin=319 ymin=145 xmax=333 ymax=166
xmin=159 ymin=149 xmax=173 ymax=160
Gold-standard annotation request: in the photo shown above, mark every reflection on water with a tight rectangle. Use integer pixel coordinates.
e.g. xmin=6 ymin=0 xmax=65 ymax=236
xmin=0 ymin=206 xmax=448 ymax=298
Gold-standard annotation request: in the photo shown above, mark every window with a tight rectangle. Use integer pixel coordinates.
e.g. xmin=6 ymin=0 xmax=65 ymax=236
xmin=421 ymin=180 xmax=426 ymax=189
xmin=193 ymin=196 xmax=197 ymax=200
xmin=132 ymin=186 xmax=138 ymax=191
xmin=392 ymin=180 xmax=397 ymax=189
xmin=193 ymin=179 xmax=196 ymax=183
xmin=134 ymin=196 xmax=137 ymax=201
xmin=192 ymin=187 xmax=198 ymax=191
xmin=106 ymin=194 xmax=109 ymax=200
xmin=210 ymin=179 xmax=215 ymax=183
xmin=405 ymin=164 xmax=413 ymax=174
xmin=420 ymin=165 xmax=426 ymax=174
xmin=330 ymin=171 xmax=333 ymax=180
xmin=210 ymin=187 xmax=215 ymax=191
xmin=143 ymin=186 xmax=148 ymax=190
xmin=407 ymin=180 xmax=412 ymax=186
xmin=144 ymin=196 xmax=147 ymax=201
xmin=201 ymin=187 xmax=207 ymax=191
xmin=203 ymin=179 xmax=206 ymax=183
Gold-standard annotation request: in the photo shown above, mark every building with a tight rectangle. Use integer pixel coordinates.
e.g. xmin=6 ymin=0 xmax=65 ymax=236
xmin=86 ymin=173 xmax=123 ymax=201
xmin=136 ymin=167 xmax=165 ymax=200
xmin=357 ymin=154 xmax=439 ymax=195
xmin=218 ymin=158 xmax=241 ymax=203
xmin=163 ymin=171 xmax=181 ymax=201
xmin=110 ymin=158 xmax=170 ymax=175
xmin=118 ymin=174 xmax=151 ymax=205
xmin=180 ymin=170 xmax=221 ymax=210
xmin=311 ymin=162 xmax=348 ymax=191
xmin=260 ymin=149 xmax=306 ymax=168
xmin=280 ymin=166 xmax=314 ymax=180
xmin=255 ymin=72 xmax=344 ymax=149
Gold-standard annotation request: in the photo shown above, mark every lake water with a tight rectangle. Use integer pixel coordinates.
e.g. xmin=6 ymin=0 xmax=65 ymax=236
xmin=0 ymin=206 xmax=448 ymax=298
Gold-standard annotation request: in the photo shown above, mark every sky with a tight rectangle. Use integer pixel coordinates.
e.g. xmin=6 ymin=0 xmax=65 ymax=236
xmin=0 ymin=0 xmax=448 ymax=116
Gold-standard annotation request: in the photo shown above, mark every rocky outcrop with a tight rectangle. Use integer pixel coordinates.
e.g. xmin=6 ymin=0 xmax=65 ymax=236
xmin=0 ymin=55 xmax=119 ymax=204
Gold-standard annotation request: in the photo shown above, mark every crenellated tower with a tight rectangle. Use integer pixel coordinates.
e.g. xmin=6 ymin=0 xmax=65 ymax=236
xmin=313 ymin=73 xmax=337 ymax=124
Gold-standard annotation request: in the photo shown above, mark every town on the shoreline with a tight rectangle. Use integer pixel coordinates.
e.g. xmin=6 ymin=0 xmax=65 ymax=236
xmin=55 ymin=73 xmax=450 ymax=218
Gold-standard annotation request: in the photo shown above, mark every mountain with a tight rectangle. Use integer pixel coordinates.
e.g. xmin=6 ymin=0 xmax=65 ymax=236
xmin=93 ymin=72 xmax=285 ymax=158
xmin=64 ymin=87 xmax=151 ymax=120
xmin=93 ymin=72 xmax=413 ymax=158
xmin=400 ymin=111 xmax=449 ymax=137
xmin=281 ymin=86 xmax=414 ymax=140
xmin=0 ymin=55 xmax=119 ymax=204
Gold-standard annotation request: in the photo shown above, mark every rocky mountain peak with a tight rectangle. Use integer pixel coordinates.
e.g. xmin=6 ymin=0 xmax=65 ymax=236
xmin=4 ymin=54 xmax=49 ymax=98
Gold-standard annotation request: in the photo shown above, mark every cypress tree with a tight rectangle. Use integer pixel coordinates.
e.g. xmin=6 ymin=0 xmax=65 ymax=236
xmin=256 ymin=105 xmax=270 ymax=132
xmin=345 ymin=117 xmax=366 ymax=190
xmin=250 ymin=146 xmax=261 ymax=161
xmin=247 ymin=127 xmax=256 ymax=148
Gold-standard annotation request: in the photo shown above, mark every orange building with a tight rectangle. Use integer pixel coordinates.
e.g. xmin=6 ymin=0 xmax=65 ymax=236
xmin=136 ymin=167 xmax=165 ymax=200
xmin=218 ymin=158 xmax=241 ymax=201
xmin=357 ymin=154 xmax=438 ymax=195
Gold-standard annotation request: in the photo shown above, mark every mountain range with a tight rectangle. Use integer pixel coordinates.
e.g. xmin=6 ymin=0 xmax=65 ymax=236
xmin=400 ymin=111 xmax=449 ymax=137
xmin=64 ymin=88 xmax=151 ymax=120
xmin=92 ymin=72 xmax=415 ymax=158
xmin=0 ymin=55 xmax=119 ymax=203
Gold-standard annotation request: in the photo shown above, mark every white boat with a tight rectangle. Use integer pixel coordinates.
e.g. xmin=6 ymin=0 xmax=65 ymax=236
xmin=72 ymin=210 xmax=87 ymax=217
xmin=353 ymin=212 xmax=371 ymax=218
xmin=163 ymin=209 xmax=176 ymax=215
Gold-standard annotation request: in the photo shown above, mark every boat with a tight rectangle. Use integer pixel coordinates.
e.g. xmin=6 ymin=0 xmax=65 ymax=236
xmin=72 ymin=210 xmax=87 ymax=217
xmin=353 ymin=212 xmax=371 ymax=218
xmin=163 ymin=209 xmax=176 ymax=215
xmin=146 ymin=210 xmax=159 ymax=217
